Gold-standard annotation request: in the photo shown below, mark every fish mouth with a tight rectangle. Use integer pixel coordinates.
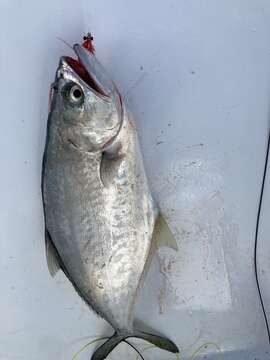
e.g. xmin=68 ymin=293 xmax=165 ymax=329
xmin=63 ymin=55 xmax=107 ymax=96
xmin=63 ymin=44 xmax=117 ymax=98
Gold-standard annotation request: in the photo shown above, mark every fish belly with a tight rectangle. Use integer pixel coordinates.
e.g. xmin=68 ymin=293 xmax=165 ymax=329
xmin=44 ymin=146 xmax=155 ymax=331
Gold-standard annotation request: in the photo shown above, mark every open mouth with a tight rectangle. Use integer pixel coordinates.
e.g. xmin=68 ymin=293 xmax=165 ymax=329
xmin=62 ymin=43 xmax=123 ymax=120
xmin=64 ymin=55 xmax=107 ymax=96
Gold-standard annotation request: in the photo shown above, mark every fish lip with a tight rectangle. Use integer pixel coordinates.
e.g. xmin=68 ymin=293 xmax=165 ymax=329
xmin=73 ymin=44 xmax=117 ymax=98
xmin=60 ymin=45 xmax=119 ymax=102
xmin=61 ymin=55 xmax=109 ymax=100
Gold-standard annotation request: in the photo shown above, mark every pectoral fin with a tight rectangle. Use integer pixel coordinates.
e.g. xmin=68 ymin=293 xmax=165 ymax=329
xmin=153 ymin=214 xmax=178 ymax=251
xmin=100 ymin=147 xmax=123 ymax=187
xmin=45 ymin=229 xmax=61 ymax=277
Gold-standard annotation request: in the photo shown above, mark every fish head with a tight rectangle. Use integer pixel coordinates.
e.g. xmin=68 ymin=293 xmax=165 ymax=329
xmin=50 ymin=44 xmax=122 ymax=152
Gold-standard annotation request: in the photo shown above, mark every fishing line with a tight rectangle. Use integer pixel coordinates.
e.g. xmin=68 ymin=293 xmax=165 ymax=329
xmin=135 ymin=345 xmax=158 ymax=360
xmin=123 ymin=340 xmax=145 ymax=360
xmin=56 ymin=37 xmax=73 ymax=51
xmin=187 ymin=342 xmax=220 ymax=360
xmin=254 ymin=123 xmax=270 ymax=344
xmin=71 ymin=336 xmax=109 ymax=360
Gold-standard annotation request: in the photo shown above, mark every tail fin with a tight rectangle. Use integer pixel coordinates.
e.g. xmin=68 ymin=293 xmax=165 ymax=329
xmin=91 ymin=333 xmax=125 ymax=360
xmin=134 ymin=330 xmax=179 ymax=353
xmin=91 ymin=330 xmax=179 ymax=360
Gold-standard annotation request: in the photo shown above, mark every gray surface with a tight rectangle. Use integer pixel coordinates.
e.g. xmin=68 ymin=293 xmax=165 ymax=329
xmin=1 ymin=0 xmax=270 ymax=359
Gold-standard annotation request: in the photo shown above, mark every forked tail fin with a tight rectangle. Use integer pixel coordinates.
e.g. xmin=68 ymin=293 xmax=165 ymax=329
xmin=134 ymin=330 xmax=179 ymax=353
xmin=91 ymin=330 xmax=179 ymax=360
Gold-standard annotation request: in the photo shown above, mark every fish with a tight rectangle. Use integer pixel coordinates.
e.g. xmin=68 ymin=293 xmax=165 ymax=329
xmin=42 ymin=34 xmax=179 ymax=360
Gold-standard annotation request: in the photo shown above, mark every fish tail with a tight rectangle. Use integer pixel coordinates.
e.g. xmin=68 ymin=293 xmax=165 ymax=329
xmin=134 ymin=330 xmax=179 ymax=353
xmin=91 ymin=330 xmax=179 ymax=360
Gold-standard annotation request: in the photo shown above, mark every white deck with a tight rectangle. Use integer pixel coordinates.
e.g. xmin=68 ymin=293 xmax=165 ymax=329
xmin=1 ymin=0 xmax=270 ymax=358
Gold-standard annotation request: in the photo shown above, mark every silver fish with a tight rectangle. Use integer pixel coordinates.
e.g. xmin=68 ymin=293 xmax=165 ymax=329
xmin=42 ymin=37 xmax=179 ymax=360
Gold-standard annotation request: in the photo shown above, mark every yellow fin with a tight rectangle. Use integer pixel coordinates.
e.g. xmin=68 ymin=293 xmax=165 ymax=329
xmin=153 ymin=214 xmax=178 ymax=251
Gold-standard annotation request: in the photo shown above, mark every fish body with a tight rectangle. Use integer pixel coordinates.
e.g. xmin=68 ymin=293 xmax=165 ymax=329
xmin=42 ymin=39 xmax=178 ymax=359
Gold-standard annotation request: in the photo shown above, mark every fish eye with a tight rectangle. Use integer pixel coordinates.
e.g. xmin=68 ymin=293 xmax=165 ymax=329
xmin=70 ymin=85 xmax=83 ymax=101
xmin=63 ymin=82 xmax=84 ymax=105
